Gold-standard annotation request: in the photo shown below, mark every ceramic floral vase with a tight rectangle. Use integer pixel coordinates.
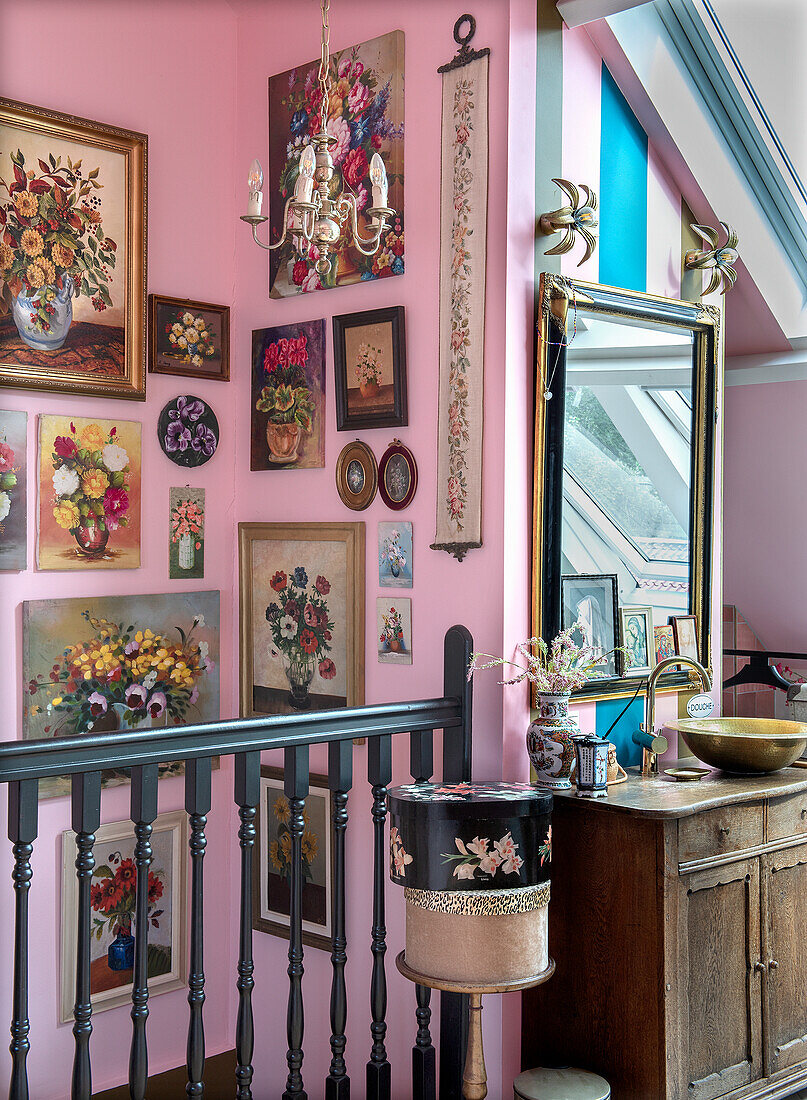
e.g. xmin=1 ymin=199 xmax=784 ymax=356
xmin=266 ymin=421 xmax=302 ymax=464
xmin=527 ymin=692 xmax=579 ymax=790
xmin=107 ymin=927 xmax=135 ymax=971
xmin=283 ymin=651 xmax=315 ymax=709
xmin=12 ymin=278 xmax=74 ymax=351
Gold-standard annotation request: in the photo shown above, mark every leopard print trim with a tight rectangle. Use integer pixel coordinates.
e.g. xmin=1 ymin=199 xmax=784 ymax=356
xmin=403 ymin=881 xmax=550 ymax=915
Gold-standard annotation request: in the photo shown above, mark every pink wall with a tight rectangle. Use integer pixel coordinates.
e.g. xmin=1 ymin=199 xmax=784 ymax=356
xmin=0 ymin=1 xmax=239 ymax=1095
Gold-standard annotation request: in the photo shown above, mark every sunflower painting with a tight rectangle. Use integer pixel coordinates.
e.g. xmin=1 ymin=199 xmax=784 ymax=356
xmin=254 ymin=766 xmax=333 ymax=950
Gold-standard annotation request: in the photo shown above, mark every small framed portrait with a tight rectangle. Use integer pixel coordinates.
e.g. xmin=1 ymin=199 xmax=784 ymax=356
xmin=672 ymin=614 xmax=700 ymax=661
xmin=148 ymin=295 xmax=230 ymax=381
xmin=254 ymin=766 xmax=333 ymax=950
xmin=333 ymin=306 xmax=407 ymax=431
xmin=560 ymin=574 xmax=620 ymax=678
xmin=620 ymin=606 xmax=656 ymax=676
xmin=335 ymin=440 xmax=377 ymax=511
xmin=654 ymin=624 xmax=676 ymax=665
xmin=60 ymin=810 xmax=187 ymax=1021
xmin=378 ymin=439 xmax=417 ymax=510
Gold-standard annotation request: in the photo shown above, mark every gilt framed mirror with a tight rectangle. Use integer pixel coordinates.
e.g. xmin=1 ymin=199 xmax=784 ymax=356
xmin=532 ymin=275 xmax=720 ymax=701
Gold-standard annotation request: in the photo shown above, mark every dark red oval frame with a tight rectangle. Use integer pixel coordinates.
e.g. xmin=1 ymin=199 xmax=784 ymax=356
xmin=378 ymin=439 xmax=417 ymax=510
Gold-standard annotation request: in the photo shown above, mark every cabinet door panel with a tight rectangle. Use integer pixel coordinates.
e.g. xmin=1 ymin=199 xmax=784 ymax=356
xmin=763 ymin=846 xmax=807 ymax=1076
xmin=681 ymin=858 xmax=763 ymax=1099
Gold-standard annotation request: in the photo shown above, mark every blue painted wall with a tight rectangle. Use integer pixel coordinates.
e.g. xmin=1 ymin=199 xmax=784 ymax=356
xmin=595 ymin=695 xmax=644 ymax=768
xmin=599 ymin=66 xmax=648 ymax=291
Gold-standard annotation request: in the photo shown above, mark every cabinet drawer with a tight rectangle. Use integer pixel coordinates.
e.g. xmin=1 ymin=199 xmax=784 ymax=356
xmin=678 ymin=804 xmax=764 ymax=863
xmin=768 ymin=791 xmax=807 ymax=841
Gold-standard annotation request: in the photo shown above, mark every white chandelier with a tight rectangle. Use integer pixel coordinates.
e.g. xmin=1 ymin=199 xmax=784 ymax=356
xmin=241 ymin=0 xmax=395 ymax=278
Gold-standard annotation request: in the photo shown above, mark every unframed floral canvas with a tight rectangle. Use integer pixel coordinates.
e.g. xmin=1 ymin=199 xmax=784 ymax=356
xmin=23 ymin=590 xmax=220 ymax=798
xmin=251 ymin=320 xmax=325 ymax=470
xmin=37 ymin=413 xmax=141 ymax=569
xmin=0 ymin=409 xmax=27 ymax=570
xmin=169 ymin=486 xmax=205 ymax=579
xmin=60 ymin=810 xmax=187 ymax=1021
xmin=377 ymin=596 xmax=412 ymax=665
xmin=267 ymin=31 xmax=404 ymax=297
xmin=378 ymin=520 xmax=412 ymax=588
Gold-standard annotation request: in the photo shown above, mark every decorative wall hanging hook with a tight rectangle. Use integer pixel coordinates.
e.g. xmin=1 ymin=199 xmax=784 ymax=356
xmin=538 ymin=179 xmax=598 ymax=266
xmin=684 ymin=221 xmax=739 ymax=295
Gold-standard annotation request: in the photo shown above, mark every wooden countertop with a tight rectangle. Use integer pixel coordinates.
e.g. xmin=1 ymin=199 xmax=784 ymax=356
xmin=552 ymin=762 xmax=807 ymax=818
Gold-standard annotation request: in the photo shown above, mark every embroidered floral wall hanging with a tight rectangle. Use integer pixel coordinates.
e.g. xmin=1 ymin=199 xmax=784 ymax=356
xmin=431 ymin=18 xmax=489 ymax=562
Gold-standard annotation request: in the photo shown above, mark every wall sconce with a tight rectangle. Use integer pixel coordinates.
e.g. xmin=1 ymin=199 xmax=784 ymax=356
xmin=684 ymin=221 xmax=739 ymax=295
xmin=538 ymin=179 xmax=598 ymax=266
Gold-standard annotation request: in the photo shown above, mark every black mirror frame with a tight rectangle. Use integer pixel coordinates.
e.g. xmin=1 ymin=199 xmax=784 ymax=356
xmin=531 ymin=274 xmax=720 ymax=702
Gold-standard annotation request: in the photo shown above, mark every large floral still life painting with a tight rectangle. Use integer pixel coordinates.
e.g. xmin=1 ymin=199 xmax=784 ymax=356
xmin=239 ymin=522 xmax=364 ymax=717
xmin=60 ymin=811 xmax=187 ymax=1020
xmin=251 ymin=320 xmax=325 ymax=470
xmin=0 ymin=408 xmax=27 ymax=570
xmin=267 ymin=31 xmax=404 ymax=297
xmin=37 ymin=413 xmax=141 ymax=569
xmin=23 ymin=591 xmax=220 ymax=798
xmin=0 ymin=98 xmax=146 ymax=399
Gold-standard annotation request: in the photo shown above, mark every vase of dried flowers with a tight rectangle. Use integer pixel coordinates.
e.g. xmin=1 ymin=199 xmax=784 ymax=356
xmin=468 ymin=626 xmax=629 ymax=790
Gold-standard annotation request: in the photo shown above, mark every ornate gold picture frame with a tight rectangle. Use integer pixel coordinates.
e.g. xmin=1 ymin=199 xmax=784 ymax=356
xmin=0 ymin=98 xmax=147 ymax=399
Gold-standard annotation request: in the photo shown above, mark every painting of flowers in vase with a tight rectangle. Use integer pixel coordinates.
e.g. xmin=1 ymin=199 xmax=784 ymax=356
xmin=0 ymin=99 xmax=146 ymax=399
xmin=267 ymin=31 xmax=404 ymax=297
xmin=60 ymin=810 xmax=187 ymax=1020
xmin=254 ymin=766 xmax=333 ymax=950
xmin=0 ymin=409 xmax=27 ymax=570
xmin=377 ymin=597 xmax=412 ymax=665
xmin=239 ymin=522 xmax=364 ymax=716
xmin=169 ymin=487 xmax=204 ymax=579
xmin=37 ymin=413 xmax=141 ymax=569
xmin=250 ymin=320 xmax=325 ymax=470
xmin=378 ymin=520 xmax=412 ymax=588
xmin=23 ymin=590 xmax=220 ymax=798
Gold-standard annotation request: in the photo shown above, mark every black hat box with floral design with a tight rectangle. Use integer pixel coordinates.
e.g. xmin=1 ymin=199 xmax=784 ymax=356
xmin=388 ymin=782 xmax=552 ymax=985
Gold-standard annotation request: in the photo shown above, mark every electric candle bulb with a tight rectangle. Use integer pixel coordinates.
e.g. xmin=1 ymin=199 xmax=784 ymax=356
xmin=293 ymin=144 xmax=316 ymax=205
xmin=247 ymin=159 xmax=264 ymax=217
xmin=369 ymin=152 xmax=388 ymax=209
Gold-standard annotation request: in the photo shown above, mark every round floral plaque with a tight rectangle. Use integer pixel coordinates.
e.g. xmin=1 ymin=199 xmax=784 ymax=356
xmin=158 ymin=395 xmax=219 ymax=467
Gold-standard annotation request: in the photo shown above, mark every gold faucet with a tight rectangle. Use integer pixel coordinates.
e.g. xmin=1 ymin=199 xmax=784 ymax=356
xmin=634 ymin=656 xmax=713 ymax=777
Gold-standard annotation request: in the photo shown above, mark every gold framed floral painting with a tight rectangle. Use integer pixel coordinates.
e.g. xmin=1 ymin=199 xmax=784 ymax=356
xmin=0 ymin=98 xmax=147 ymax=399
xmin=253 ymin=766 xmax=334 ymax=950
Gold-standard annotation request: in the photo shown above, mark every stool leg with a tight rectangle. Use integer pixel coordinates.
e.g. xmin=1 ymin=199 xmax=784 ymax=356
xmin=462 ymin=993 xmax=486 ymax=1100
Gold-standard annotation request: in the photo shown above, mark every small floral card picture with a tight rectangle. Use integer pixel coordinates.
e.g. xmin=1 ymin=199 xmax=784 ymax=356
xmin=60 ymin=810 xmax=187 ymax=1021
xmin=251 ymin=320 xmax=325 ymax=470
xmin=149 ymin=295 xmax=230 ymax=381
xmin=254 ymin=766 xmax=333 ymax=950
xmin=378 ymin=520 xmax=412 ymax=588
xmin=0 ymin=409 xmax=27 ymax=571
xmin=37 ymin=413 xmax=141 ymax=570
xmin=169 ymin=487 xmax=204 ymax=580
xmin=377 ymin=596 xmax=412 ymax=665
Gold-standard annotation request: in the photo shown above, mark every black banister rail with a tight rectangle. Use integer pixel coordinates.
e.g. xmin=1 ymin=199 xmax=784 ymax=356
xmin=2 ymin=625 xmax=473 ymax=1100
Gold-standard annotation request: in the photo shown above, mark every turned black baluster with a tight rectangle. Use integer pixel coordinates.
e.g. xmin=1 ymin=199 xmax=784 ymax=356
xmin=409 ymin=732 xmax=436 ymax=1100
xmin=234 ymin=751 xmax=260 ymax=1100
xmin=326 ymin=739 xmax=352 ymax=1100
xmin=71 ymin=771 xmax=102 ymax=1100
xmin=129 ymin=764 xmax=158 ymax=1100
xmin=440 ymin=625 xmax=474 ymax=1100
xmin=283 ymin=744 xmax=309 ymax=1100
xmin=366 ymin=734 xmax=392 ymax=1100
xmin=8 ymin=778 xmax=38 ymax=1100
xmin=186 ymin=758 xmax=211 ymax=1098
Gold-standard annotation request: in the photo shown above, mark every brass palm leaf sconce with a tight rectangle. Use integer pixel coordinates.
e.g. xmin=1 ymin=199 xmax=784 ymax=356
xmin=538 ymin=179 xmax=599 ymax=266
xmin=684 ymin=221 xmax=739 ymax=295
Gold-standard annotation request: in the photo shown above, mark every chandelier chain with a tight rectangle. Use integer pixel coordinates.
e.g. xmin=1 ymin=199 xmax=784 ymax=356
xmin=318 ymin=0 xmax=331 ymax=135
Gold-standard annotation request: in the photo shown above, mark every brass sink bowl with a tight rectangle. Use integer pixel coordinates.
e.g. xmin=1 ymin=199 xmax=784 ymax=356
xmin=668 ymin=717 xmax=807 ymax=774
